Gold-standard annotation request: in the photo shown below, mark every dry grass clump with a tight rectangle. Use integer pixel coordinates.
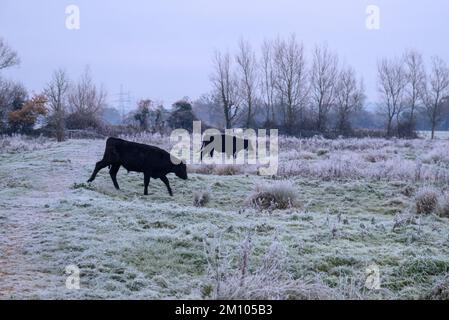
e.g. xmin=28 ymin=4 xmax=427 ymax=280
xmin=401 ymin=185 xmax=415 ymax=197
xmin=214 ymin=164 xmax=242 ymax=176
xmin=189 ymin=164 xmax=216 ymax=175
xmin=203 ymin=235 xmax=338 ymax=300
xmin=363 ymin=151 xmax=388 ymax=163
xmin=299 ymin=151 xmax=316 ymax=160
xmin=426 ymin=276 xmax=449 ymax=300
xmin=436 ymin=193 xmax=449 ymax=218
xmin=316 ymin=149 xmax=329 ymax=156
xmin=247 ymin=180 xmax=298 ymax=210
xmin=193 ymin=191 xmax=210 ymax=207
xmin=415 ymin=186 xmax=440 ymax=214
xmin=421 ymin=149 xmax=449 ymax=165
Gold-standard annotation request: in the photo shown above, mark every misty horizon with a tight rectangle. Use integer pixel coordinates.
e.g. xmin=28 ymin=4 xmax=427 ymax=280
xmin=1 ymin=0 xmax=448 ymax=112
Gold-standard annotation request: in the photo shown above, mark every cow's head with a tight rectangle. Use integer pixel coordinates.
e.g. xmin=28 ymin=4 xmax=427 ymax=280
xmin=175 ymin=161 xmax=188 ymax=180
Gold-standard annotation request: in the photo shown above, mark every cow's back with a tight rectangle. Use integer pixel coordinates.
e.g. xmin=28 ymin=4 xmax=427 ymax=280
xmin=105 ymin=137 xmax=172 ymax=173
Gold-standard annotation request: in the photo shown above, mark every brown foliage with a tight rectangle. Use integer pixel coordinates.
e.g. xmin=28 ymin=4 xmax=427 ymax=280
xmin=8 ymin=94 xmax=47 ymax=126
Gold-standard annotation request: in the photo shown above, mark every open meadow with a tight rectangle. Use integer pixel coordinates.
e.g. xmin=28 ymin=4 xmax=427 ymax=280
xmin=1 ymin=134 xmax=449 ymax=299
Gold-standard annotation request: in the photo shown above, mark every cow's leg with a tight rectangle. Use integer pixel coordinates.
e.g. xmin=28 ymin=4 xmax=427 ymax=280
xmin=160 ymin=175 xmax=173 ymax=196
xmin=143 ymin=172 xmax=150 ymax=195
xmin=87 ymin=160 xmax=109 ymax=182
xmin=109 ymin=164 xmax=120 ymax=190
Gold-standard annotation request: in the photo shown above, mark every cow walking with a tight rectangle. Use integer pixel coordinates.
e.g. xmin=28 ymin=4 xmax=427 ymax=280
xmin=87 ymin=137 xmax=187 ymax=196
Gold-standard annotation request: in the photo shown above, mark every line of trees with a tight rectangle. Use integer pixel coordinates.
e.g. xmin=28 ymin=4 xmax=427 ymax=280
xmin=377 ymin=51 xmax=449 ymax=139
xmin=204 ymin=35 xmax=449 ymax=138
xmin=1 ymin=36 xmax=199 ymax=140
xmin=2 ymin=34 xmax=449 ymax=140
xmin=0 ymin=65 xmax=107 ymax=141
xmin=208 ymin=35 xmax=365 ymax=136
xmin=1 ymin=36 xmax=107 ymax=141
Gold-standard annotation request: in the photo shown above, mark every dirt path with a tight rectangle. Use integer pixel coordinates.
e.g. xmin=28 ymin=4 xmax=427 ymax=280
xmin=0 ymin=140 xmax=102 ymax=298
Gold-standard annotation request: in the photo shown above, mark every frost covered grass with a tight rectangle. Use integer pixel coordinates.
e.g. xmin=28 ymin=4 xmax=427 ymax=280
xmin=0 ymin=134 xmax=54 ymax=154
xmin=1 ymin=136 xmax=449 ymax=299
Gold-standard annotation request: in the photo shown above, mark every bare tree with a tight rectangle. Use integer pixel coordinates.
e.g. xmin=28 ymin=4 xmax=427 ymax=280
xmin=310 ymin=44 xmax=339 ymax=132
xmin=44 ymin=69 xmax=70 ymax=141
xmin=272 ymin=35 xmax=308 ymax=133
xmin=403 ymin=50 xmax=426 ymax=128
xmin=68 ymin=66 xmax=106 ymax=128
xmin=335 ymin=66 xmax=365 ymax=135
xmin=0 ymin=38 xmax=20 ymax=71
xmin=377 ymin=57 xmax=407 ymax=137
xmin=260 ymin=39 xmax=276 ymax=125
xmin=134 ymin=99 xmax=151 ymax=131
xmin=235 ymin=39 xmax=258 ymax=128
xmin=422 ymin=56 xmax=449 ymax=139
xmin=211 ymin=51 xmax=241 ymax=129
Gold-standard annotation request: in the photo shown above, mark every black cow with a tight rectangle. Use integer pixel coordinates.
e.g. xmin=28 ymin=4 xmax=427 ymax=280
xmin=87 ymin=137 xmax=187 ymax=196
xmin=200 ymin=133 xmax=253 ymax=161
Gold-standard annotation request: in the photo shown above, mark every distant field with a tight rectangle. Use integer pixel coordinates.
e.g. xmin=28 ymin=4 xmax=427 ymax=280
xmin=1 ymin=135 xmax=449 ymax=299
xmin=417 ymin=131 xmax=449 ymax=139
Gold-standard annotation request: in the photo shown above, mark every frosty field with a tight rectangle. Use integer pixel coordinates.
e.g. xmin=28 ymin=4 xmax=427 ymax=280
xmin=1 ymin=135 xmax=449 ymax=299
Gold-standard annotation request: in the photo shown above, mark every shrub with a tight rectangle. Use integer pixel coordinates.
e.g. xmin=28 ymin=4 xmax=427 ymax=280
xmin=247 ymin=180 xmax=298 ymax=210
xmin=193 ymin=191 xmax=210 ymax=207
xmin=316 ymin=149 xmax=328 ymax=156
xmin=415 ymin=187 xmax=439 ymax=214
xmin=214 ymin=164 xmax=242 ymax=176
xmin=66 ymin=112 xmax=103 ymax=130
xmin=437 ymin=193 xmax=449 ymax=218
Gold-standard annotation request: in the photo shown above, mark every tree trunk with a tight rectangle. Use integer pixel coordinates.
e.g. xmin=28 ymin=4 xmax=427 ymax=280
xmin=386 ymin=117 xmax=393 ymax=137
xmin=246 ymin=99 xmax=252 ymax=128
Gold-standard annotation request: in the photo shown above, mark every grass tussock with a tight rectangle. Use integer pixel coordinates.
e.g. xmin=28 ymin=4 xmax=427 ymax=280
xmin=193 ymin=191 xmax=210 ymax=207
xmin=203 ymin=235 xmax=338 ymax=300
xmin=415 ymin=187 xmax=439 ymax=214
xmin=247 ymin=180 xmax=299 ymax=210
xmin=437 ymin=193 xmax=449 ymax=218
xmin=214 ymin=164 xmax=242 ymax=176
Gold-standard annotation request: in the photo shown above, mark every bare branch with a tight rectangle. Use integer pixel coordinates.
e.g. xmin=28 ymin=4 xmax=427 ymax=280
xmin=0 ymin=38 xmax=20 ymax=71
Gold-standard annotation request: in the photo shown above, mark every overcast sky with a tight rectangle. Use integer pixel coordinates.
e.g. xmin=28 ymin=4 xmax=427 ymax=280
xmin=0 ymin=0 xmax=448 ymax=111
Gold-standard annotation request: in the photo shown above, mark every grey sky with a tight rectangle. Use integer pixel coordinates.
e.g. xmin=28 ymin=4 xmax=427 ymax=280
xmin=0 ymin=0 xmax=448 ymax=111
